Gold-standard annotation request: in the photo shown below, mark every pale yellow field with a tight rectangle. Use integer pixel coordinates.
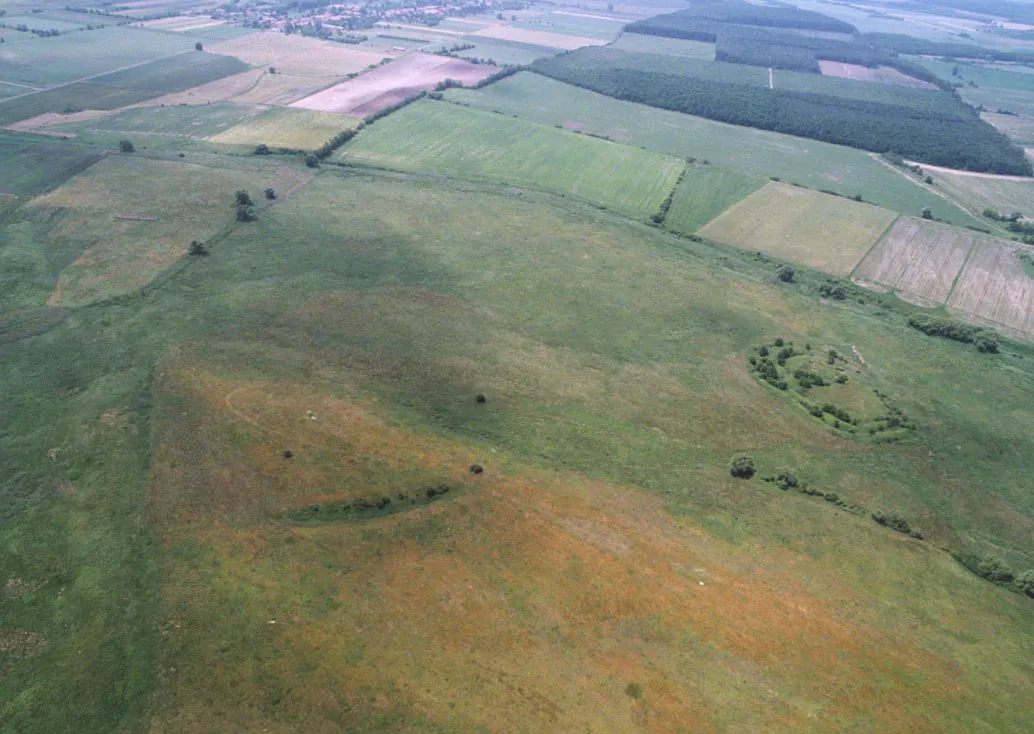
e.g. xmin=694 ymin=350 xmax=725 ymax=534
xmin=209 ymin=31 xmax=389 ymax=78
xmin=472 ymin=24 xmax=607 ymax=50
xmin=34 ymin=156 xmax=311 ymax=307
xmin=210 ymin=107 xmax=359 ymax=149
xmin=697 ymin=183 xmax=898 ymax=275
xmin=948 ymin=240 xmax=1034 ymax=337
xmin=138 ymin=68 xmax=267 ymax=107
xmin=852 ymin=216 xmax=975 ymax=306
xmin=142 ymin=15 xmax=226 ymax=32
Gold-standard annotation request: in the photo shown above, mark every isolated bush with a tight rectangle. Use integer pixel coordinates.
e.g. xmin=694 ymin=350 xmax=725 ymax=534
xmin=187 ymin=240 xmax=208 ymax=257
xmin=978 ymin=556 xmax=1014 ymax=584
xmin=921 ymin=206 xmax=933 ymax=219
xmin=475 ymin=393 xmax=487 ymax=404
xmin=1015 ymin=569 xmax=1034 ymax=597
xmin=235 ymin=190 xmax=253 ymax=207
xmin=195 ymin=41 xmax=203 ymax=51
xmin=774 ymin=337 xmax=784 ymax=347
xmin=254 ymin=143 xmax=269 ymax=155
xmin=469 ymin=464 xmax=484 ymax=475
xmin=236 ymin=204 xmax=254 ymax=222
xmin=774 ymin=469 xmax=798 ymax=490
xmin=118 ymin=139 xmax=134 ymax=153
xmin=304 ymin=154 xmax=319 ymax=168
xmin=264 ymin=187 xmax=276 ymax=200
xmin=730 ymin=455 xmax=756 ymax=479
xmin=777 ymin=266 xmax=795 ymax=283
xmin=872 ymin=509 xmax=913 ymax=535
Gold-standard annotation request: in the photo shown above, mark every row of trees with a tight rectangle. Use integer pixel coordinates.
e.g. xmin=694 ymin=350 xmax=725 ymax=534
xmin=529 ymin=58 xmax=1032 ymax=175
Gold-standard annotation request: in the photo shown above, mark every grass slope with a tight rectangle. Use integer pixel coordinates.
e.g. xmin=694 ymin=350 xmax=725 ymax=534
xmin=337 ymin=99 xmax=684 ymax=219
xmin=445 ymin=73 xmax=985 ymax=227
xmin=4 ymin=161 xmax=1034 ymax=729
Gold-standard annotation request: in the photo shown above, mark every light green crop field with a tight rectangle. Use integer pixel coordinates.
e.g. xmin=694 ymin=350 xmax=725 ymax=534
xmin=1 ymin=15 xmax=84 ymax=31
xmin=5 ymin=164 xmax=1034 ymax=731
xmin=45 ymin=101 xmax=261 ymax=139
xmin=917 ymin=58 xmax=1034 ymax=93
xmin=0 ymin=26 xmax=199 ymax=86
xmin=610 ymin=31 xmax=716 ymax=59
xmin=0 ymin=141 xmax=103 ymax=196
xmin=514 ymin=10 xmax=626 ymax=40
xmin=664 ymin=165 xmax=765 ymax=235
xmin=336 ymin=99 xmax=684 ymax=219
xmin=982 ymin=111 xmax=1034 ymax=146
xmin=445 ymin=73 xmax=985 ymax=227
xmin=209 ymin=106 xmax=359 ymax=150
xmin=933 ymin=169 xmax=1034 ymax=220
xmin=960 ymin=85 xmax=1034 ymax=119
xmin=698 ymin=182 xmax=899 ymax=275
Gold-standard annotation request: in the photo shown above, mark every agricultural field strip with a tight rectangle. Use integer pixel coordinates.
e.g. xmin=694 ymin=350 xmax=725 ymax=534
xmin=336 ymin=99 xmax=683 ymax=219
xmin=947 ymin=239 xmax=1034 ymax=336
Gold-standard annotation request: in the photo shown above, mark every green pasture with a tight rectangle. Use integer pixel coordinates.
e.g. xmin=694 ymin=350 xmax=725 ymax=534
xmin=336 ymin=99 xmax=684 ymax=219
xmin=610 ymin=31 xmax=716 ymax=59
xmin=0 ymin=141 xmax=102 ymax=196
xmin=1 ymin=15 xmax=84 ymax=31
xmin=2 ymin=154 xmax=1034 ymax=728
xmin=46 ymin=101 xmax=261 ymax=139
xmin=445 ymin=73 xmax=985 ymax=226
xmin=0 ymin=26 xmax=199 ymax=86
xmin=514 ymin=10 xmax=626 ymax=40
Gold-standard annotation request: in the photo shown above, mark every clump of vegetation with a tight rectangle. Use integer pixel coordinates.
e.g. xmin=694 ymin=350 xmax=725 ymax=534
xmin=907 ymin=314 xmax=999 ymax=353
xmin=730 ymin=455 xmax=756 ymax=479
xmin=254 ymin=143 xmax=270 ymax=156
xmin=235 ymin=189 xmax=255 ymax=222
xmin=872 ymin=509 xmax=922 ymax=539
xmin=777 ymin=266 xmax=795 ymax=283
xmin=625 ymin=682 xmax=643 ymax=699
xmin=264 ymin=188 xmax=276 ymax=200
xmin=651 ymin=165 xmax=687 ymax=225
xmin=118 ymin=139 xmax=134 ymax=153
xmin=952 ymin=551 xmax=1034 ymax=598
xmin=818 ymin=280 xmax=847 ymax=300
xmin=187 ymin=240 xmax=208 ymax=257
xmin=286 ymin=484 xmax=453 ymax=523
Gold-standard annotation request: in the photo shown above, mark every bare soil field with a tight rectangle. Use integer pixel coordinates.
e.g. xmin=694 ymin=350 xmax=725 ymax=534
xmin=930 ymin=168 xmax=1034 ymax=219
xmin=290 ymin=54 xmax=498 ymax=115
xmin=852 ymin=216 xmax=975 ymax=306
xmin=472 ymin=24 xmax=607 ymax=50
xmin=697 ymin=182 xmax=898 ymax=275
xmin=209 ymin=31 xmax=388 ymax=78
xmin=818 ymin=61 xmax=938 ymax=90
xmin=948 ymin=240 xmax=1034 ymax=337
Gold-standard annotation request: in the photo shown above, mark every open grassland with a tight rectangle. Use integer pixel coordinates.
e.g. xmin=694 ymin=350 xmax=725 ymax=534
xmin=983 ymin=111 xmax=1034 ymax=147
xmin=336 ymin=100 xmax=683 ymax=219
xmin=663 ymin=165 xmax=764 ymax=235
xmin=45 ymin=101 xmax=261 ymax=139
xmin=1 ymin=155 xmax=310 ymax=308
xmin=0 ymin=26 xmax=198 ymax=86
xmin=512 ymin=9 xmax=626 ymax=40
xmin=932 ymin=169 xmax=1034 ymax=220
xmin=6 ymin=164 xmax=1034 ymax=729
xmin=471 ymin=23 xmax=607 ymax=50
xmin=210 ymin=107 xmax=359 ymax=149
xmin=852 ymin=217 xmax=975 ymax=306
xmin=429 ymin=37 xmax=556 ymax=65
xmin=0 ymin=141 xmax=102 ymax=196
xmin=610 ymin=31 xmax=715 ymax=59
xmin=949 ymin=241 xmax=1034 ymax=338
xmin=698 ymin=183 xmax=898 ymax=275
xmin=209 ymin=31 xmax=387 ymax=78
xmin=291 ymin=54 xmax=497 ymax=115
xmin=445 ymin=73 xmax=985 ymax=227
xmin=0 ymin=52 xmax=250 ymax=125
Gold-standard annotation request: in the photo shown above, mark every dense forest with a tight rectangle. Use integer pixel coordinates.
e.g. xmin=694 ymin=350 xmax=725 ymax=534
xmin=859 ymin=33 xmax=1034 ymax=63
xmin=626 ymin=0 xmax=856 ymax=36
xmin=531 ymin=52 xmax=1033 ymax=175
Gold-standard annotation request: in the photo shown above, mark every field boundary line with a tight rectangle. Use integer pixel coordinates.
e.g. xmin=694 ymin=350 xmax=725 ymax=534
xmin=944 ymin=231 xmax=979 ymax=304
xmin=849 ymin=213 xmax=899 ymax=279
xmin=768 ymin=67 xmax=773 ymax=89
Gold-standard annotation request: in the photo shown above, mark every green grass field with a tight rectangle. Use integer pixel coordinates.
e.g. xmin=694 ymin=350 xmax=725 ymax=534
xmin=663 ymin=165 xmax=765 ymax=235
xmin=0 ymin=52 xmax=251 ymax=124
xmin=0 ymin=15 xmax=85 ymax=31
xmin=445 ymin=73 xmax=985 ymax=226
xmin=5 ymin=163 xmax=1034 ymax=730
xmin=610 ymin=31 xmax=716 ymax=59
xmin=427 ymin=36 xmax=557 ymax=65
xmin=0 ymin=141 xmax=103 ymax=196
xmin=45 ymin=101 xmax=261 ymax=139
xmin=917 ymin=58 xmax=1034 ymax=93
xmin=0 ymin=26 xmax=200 ymax=86
xmin=336 ymin=99 xmax=685 ymax=219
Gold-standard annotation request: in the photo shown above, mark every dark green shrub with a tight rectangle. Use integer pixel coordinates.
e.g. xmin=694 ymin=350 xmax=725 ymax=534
xmin=730 ymin=455 xmax=756 ymax=479
xmin=1015 ymin=570 xmax=1034 ymax=597
xmin=978 ymin=556 xmax=1014 ymax=584
xmin=774 ymin=469 xmax=798 ymax=490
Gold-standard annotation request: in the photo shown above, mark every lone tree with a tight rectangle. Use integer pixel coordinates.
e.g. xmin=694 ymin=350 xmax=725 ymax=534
xmin=188 ymin=240 xmax=208 ymax=257
xmin=236 ymin=203 xmax=254 ymax=222
xmin=778 ymin=266 xmax=795 ymax=283
xmin=119 ymin=139 xmax=134 ymax=153
xmin=235 ymin=190 xmax=253 ymax=207
xmin=195 ymin=41 xmax=203 ymax=51
xmin=264 ymin=187 xmax=276 ymax=200
xmin=921 ymin=206 xmax=933 ymax=219
xmin=254 ymin=143 xmax=270 ymax=156
xmin=304 ymin=153 xmax=319 ymax=168
xmin=730 ymin=455 xmax=756 ymax=479
xmin=269 ymin=66 xmax=277 ymax=74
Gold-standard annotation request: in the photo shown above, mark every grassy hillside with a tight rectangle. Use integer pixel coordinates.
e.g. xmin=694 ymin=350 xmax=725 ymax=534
xmin=336 ymin=99 xmax=684 ymax=219
xmin=4 ymin=163 xmax=1034 ymax=729
xmin=663 ymin=165 xmax=765 ymax=234
xmin=445 ymin=73 xmax=985 ymax=226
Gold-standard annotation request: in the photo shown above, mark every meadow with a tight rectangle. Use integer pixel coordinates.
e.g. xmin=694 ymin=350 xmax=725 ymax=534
xmin=45 ymin=101 xmax=261 ymax=140
xmin=610 ymin=31 xmax=716 ymax=59
xmin=445 ymin=73 xmax=984 ymax=226
xmin=932 ymin=169 xmax=1034 ymax=220
xmin=697 ymin=182 xmax=898 ymax=275
xmin=7 ymin=165 xmax=1034 ymax=729
xmin=0 ymin=141 xmax=103 ymax=196
xmin=0 ymin=26 xmax=198 ymax=86
xmin=336 ymin=100 xmax=684 ymax=219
